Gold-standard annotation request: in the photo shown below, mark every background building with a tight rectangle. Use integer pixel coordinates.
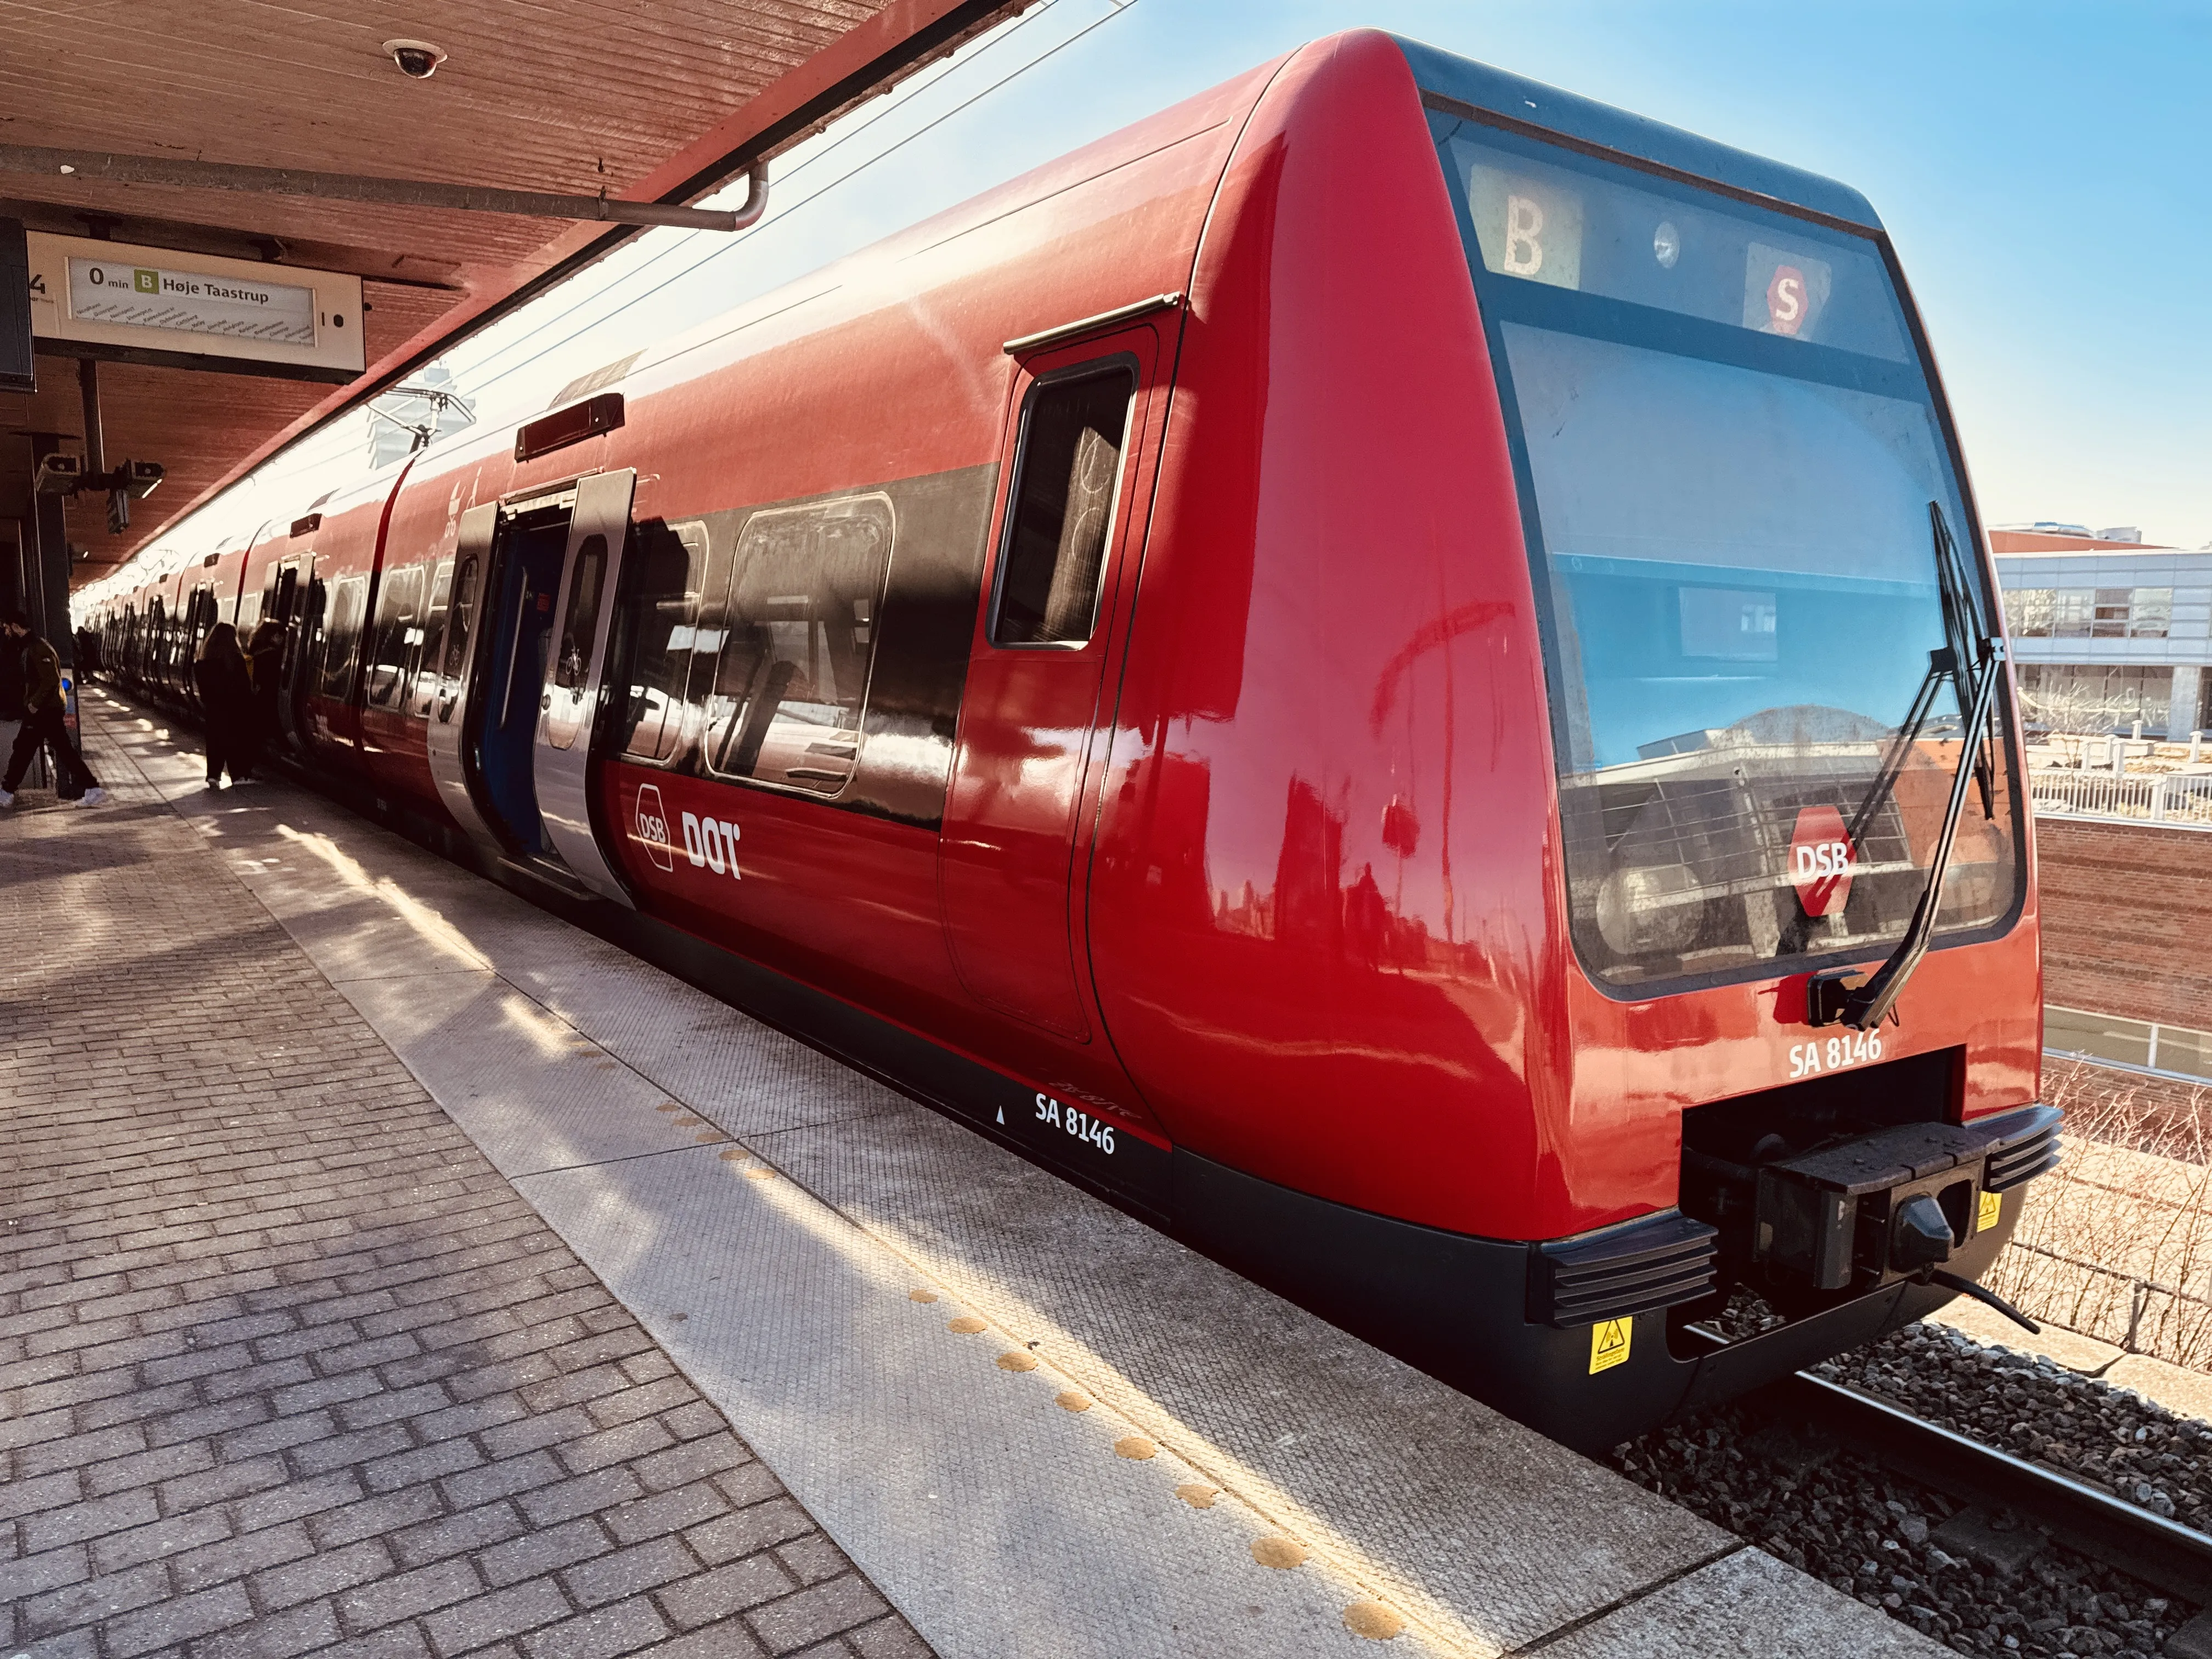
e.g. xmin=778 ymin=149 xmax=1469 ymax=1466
xmin=1993 ymin=525 xmax=2212 ymax=737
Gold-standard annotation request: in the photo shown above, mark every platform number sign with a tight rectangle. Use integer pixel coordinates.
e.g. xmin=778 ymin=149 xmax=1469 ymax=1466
xmin=1589 ymin=1317 xmax=1632 ymax=1375
xmin=1788 ymin=805 xmax=1856 ymax=919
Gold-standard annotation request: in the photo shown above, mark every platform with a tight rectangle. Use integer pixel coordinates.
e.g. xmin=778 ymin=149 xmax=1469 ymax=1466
xmin=2 ymin=691 xmax=1945 ymax=1658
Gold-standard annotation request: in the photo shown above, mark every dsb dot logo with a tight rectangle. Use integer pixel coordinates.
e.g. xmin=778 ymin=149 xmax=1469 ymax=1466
xmin=1788 ymin=804 xmax=1855 ymax=918
xmin=633 ymin=784 xmax=675 ymax=872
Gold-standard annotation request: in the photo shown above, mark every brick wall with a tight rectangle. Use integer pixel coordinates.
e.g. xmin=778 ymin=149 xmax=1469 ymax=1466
xmin=2038 ymin=817 xmax=2212 ymax=1030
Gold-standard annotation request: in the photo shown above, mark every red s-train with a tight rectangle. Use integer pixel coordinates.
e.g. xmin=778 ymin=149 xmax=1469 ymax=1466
xmin=94 ymin=31 xmax=2059 ymax=1450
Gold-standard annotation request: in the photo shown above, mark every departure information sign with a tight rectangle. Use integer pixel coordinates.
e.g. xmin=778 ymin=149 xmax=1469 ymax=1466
xmin=67 ymin=257 xmax=317 ymax=346
xmin=25 ymin=230 xmax=364 ymax=382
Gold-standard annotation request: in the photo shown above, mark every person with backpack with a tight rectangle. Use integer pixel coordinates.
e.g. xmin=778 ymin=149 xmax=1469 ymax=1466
xmin=0 ymin=610 xmax=105 ymax=808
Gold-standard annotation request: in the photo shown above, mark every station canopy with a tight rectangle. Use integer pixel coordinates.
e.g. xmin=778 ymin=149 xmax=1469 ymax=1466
xmin=0 ymin=1 xmax=1024 ymax=589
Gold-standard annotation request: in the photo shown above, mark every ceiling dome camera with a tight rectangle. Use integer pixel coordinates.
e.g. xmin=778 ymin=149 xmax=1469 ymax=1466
xmin=382 ymin=39 xmax=447 ymax=80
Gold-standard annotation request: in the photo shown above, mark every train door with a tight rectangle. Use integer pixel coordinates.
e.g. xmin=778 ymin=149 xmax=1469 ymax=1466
xmin=531 ymin=471 xmax=636 ymax=904
xmin=272 ymin=558 xmax=315 ymax=751
xmin=426 ymin=507 xmax=498 ymax=846
xmin=938 ymin=330 xmax=1163 ymax=1038
xmin=437 ymin=474 xmax=636 ymax=905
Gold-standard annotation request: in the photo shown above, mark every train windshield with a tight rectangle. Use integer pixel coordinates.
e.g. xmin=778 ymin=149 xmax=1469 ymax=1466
xmin=1430 ymin=114 xmax=2022 ymax=991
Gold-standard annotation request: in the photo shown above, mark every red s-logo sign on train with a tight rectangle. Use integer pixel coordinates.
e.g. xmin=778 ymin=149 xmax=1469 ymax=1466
xmin=1768 ymin=264 xmax=1808 ymax=335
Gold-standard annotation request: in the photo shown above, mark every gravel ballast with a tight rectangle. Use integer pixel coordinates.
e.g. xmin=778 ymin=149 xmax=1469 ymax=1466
xmin=1816 ymin=1323 xmax=2212 ymax=1530
xmin=1604 ymin=1319 xmax=2212 ymax=1657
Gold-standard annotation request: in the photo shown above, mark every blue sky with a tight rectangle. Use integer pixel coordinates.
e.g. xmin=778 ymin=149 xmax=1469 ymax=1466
xmin=89 ymin=1 xmax=2212 ymax=605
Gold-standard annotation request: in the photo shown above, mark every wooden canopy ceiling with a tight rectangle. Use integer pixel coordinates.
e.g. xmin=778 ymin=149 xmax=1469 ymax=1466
xmin=0 ymin=0 xmax=1022 ymax=586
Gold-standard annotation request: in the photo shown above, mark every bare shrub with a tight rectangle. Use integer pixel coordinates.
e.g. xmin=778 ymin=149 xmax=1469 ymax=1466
xmin=1982 ymin=1058 xmax=2212 ymax=1368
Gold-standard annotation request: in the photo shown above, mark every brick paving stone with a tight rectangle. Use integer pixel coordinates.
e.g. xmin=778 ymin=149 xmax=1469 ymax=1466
xmin=519 ymin=1595 xmax=674 ymax=1659
xmin=848 ymin=1614 xmax=936 ymax=1659
xmin=168 ymin=1518 xmax=316 ymax=1592
xmin=23 ymin=1560 xmax=171 ymax=1639
xmin=478 ymin=1516 xmax=616 ymax=1590
xmin=560 ymin=1532 xmax=699 ymax=1609
xmin=776 ymin=1533 xmax=855 ymax=1587
xmin=1 ymin=713 xmax=930 ymax=1659
xmin=419 ymin=1577 xmax=570 ymax=1656
xmin=657 ymin=1554 xmax=798 ymax=1632
xmin=686 ymin=1497 xmax=818 ymax=1566
xmin=748 ymin=1576 xmax=895 ymax=1656
xmin=648 ymin=1624 xmax=774 ymax=1659
xmin=194 ymin=1596 xmax=345 ymax=1659
xmin=0 ymin=1541 xmax=92 ymax=1601
xmin=603 ymin=1477 xmax=730 ymax=1545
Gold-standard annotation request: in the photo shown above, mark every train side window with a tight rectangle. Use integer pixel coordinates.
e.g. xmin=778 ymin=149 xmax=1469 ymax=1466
xmin=272 ymin=566 xmax=297 ymax=624
xmin=554 ymin=535 xmax=608 ymax=692
xmin=443 ymin=556 xmax=479 ymax=680
xmin=365 ymin=566 xmax=423 ymax=708
xmin=990 ymin=365 xmax=1135 ymax=647
xmin=412 ymin=558 xmax=454 ymax=716
xmin=318 ymin=575 xmax=368 ymax=700
xmin=618 ymin=520 xmax=711 ymax=766
xmin=698 ymin=495 xmax=895 ymax=795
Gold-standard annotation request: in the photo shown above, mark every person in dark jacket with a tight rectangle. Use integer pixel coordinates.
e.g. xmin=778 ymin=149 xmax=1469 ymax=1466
xmin=193 ymin=622 xmax=256 ymax=786
xmin=0 ymin=610 xmax=104 ymax=808
xmin=246 ymin=618 xmax=284 ymax=758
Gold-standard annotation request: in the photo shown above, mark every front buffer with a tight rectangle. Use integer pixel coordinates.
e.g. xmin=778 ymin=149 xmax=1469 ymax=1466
xmin=1173 ymin=1103 xmax=2059 ymax=1453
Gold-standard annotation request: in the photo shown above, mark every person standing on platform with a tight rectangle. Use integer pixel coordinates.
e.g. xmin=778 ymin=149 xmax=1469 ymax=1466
xmin=246 ymin=618 xmax=284 ymax=760
xmin=193 ymin=622 xmax=256 ymax=787
xmin=0 ymin=614 xmax=23 ymax=776
xmin=0 ymin=610 xmax=105 ymax=808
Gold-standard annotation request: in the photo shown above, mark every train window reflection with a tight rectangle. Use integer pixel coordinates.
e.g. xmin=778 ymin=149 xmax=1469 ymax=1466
xmin=617 ymin=520 xmax=710 ymax=766
xmin=698 ymin=495 xmax=895 ymax=795
xmin=411 ymin=558 xmax=454 ymax=716
xmin=1436 ymin=115 xmax=2019 ymax=992
xmin=555 ymin=535 xmax=607 ymax=692
xmin=318 ymin=575 xmax=365 ymax=702
xmin=443 ymin=557 xmax=478 ymax=680
xmin=365 ymin=566 xmax=422 ymax=708
xmin=992 ymin=365 xmax=1133 ymax=646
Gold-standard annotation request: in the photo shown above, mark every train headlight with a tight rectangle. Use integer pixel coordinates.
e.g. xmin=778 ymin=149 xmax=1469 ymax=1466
xmin=1596 ymin=862 xmax=1702 ymax=956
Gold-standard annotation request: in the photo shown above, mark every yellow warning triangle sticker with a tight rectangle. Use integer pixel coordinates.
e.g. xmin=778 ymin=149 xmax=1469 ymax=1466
xmin=1589 ymin=1317 xmax=1632 ymax=1375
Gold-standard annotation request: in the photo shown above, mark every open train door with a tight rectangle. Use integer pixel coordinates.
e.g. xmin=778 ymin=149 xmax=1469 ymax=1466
xmin=938 ymin=316 xmax=1169 ymax=1037
xmin=530 ymin=469 xmax=637 ymax=907
xmin=425 ymin=504 xmax=502 ymax=851
xmin=273 ymin=557 xmax=316 ymax=754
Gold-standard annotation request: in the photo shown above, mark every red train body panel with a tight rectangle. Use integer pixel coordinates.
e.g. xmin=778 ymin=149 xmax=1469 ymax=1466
xmin=93 ymin=31 xmax=2055 ymax=1449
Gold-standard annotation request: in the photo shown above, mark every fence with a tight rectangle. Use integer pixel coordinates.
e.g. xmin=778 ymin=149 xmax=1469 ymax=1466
xmin=2029 ymin=769 xmax=2212 ymax=828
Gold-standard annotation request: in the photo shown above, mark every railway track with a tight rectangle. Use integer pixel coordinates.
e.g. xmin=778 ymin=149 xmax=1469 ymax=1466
xmin=1764 ymin=1368 xmax=2212 ymax=1605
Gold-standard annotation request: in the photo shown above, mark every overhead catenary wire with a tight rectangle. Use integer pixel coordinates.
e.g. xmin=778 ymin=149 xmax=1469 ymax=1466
xmin=448 ymin=3 xmax=1049 ymax=385
xmin=460 ymin=0 xmax=1140 ymax=408
xmin=79 ymin=0 xmax=1138 ymax=611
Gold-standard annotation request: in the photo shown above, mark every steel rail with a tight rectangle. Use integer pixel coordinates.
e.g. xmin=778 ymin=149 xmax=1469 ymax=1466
xmin=1764 ymin=1368 xmax=2212 ymax=1601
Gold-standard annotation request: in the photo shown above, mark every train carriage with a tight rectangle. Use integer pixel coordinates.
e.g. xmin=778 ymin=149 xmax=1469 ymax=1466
xmin=91 ymin=30 xmax=2057 ymax=1449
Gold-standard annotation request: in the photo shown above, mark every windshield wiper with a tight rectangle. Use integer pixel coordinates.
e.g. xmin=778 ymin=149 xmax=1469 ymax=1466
xmin=1808 ymin=502 xmax=2003 ymax=1030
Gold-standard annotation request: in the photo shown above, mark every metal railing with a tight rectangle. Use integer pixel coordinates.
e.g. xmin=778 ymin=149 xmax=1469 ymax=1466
xmin=2030 ymin=768 xmax=2212 ymax=828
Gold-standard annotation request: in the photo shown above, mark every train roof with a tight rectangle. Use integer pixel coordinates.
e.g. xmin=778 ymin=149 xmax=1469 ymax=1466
xmin=1393 ymin=34 xmax=1883 ymax=233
